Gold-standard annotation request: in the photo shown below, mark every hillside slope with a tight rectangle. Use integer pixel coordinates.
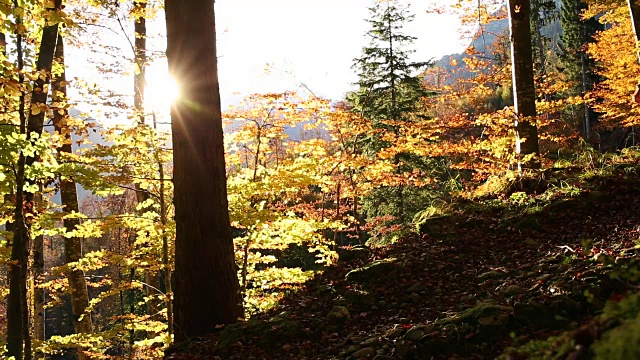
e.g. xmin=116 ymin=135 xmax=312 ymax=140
xmin=166 ymin=164 xmax=640 ymax=360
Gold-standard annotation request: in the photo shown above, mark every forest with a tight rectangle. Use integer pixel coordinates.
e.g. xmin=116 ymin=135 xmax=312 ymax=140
xmin=2 ymin=0 xmax=640 ymax=359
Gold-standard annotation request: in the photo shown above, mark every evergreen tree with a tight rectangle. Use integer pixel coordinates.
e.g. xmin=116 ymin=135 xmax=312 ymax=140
xmin=349 ymin=0 xmax=431 ymax=126
xmin=348 ymin=0 xmax=433 ymax=232
xmin=530 ymin=0 xmax=559 ymax=77
xmin=558 ymin=0 xmax=601 ymax=137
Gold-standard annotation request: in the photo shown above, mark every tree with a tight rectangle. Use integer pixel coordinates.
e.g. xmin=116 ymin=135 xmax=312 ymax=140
xmin=559 ymin=0 xmax=601 ymax=137
xmin=350 ymin=0 xmax=430 ymax=128
xmin=165 ymin=0 xmax=243 ymax=341
xmin=348 ymin=0 xmax=431 ymax=226
xmin=627 ymin=0 xmax=640 ymax=103
xmin=508 ymin=0 xmax=541 ymax=169
xmin=51 ymin=33 xmax=93 ymax=360
xmin=530 ymin=0 xmax=558 ymax=83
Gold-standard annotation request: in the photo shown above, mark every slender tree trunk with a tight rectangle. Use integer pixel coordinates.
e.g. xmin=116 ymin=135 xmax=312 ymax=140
xmin=32 ymin=230 xmax=44 ymax=343
xmin=580 ymin=52 xmax=591 ymax=138
xmin=21 ymin=3 xmax=62 ymax=351
xmin=508 ymin=0 xmax=541 ymax=169
xmin=51 ymin=34 xmax=93 ymax=360
xmin=7 ymin=6 xmax=28 ymax=356
xmin=133 ymin=0 xmax=147 ymax=126
xmin=629 ymin=0 xmax=640 ymax=59
xmin=627 ymin=0 xmax=640 ymax=103
xmin=151 ymin=112 xmax=173 ymax=340
xmin=166 ymin=0 xmax=244 ymax=341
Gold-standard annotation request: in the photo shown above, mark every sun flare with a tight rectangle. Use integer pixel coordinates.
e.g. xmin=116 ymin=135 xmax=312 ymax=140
xmin=145 ymin=60 xmax=180 ymax=112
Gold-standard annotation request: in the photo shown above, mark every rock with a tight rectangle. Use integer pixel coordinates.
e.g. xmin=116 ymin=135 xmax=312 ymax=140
xmin=410 ymin=292 xmax=421 ymax=303
xmin=477 ymin=270 xmax=506 ymax=281
xmin=361 ymin=336 xmax=380 ymax=346
xmin=218 ymin=315 xmax=300 ymax=348
xmin=395 ymin=340 xmax=411 ymax=357
xmin=502 ymin=285 xmax=525 ymax=297
xmin=345 ymin=290 xmax=376 ymax=307
xmin=385 ymin=326 xmax=405 ymax=339
xmin=477 ymin=312 xmax=510 ymax=327
xmin=406 ymin=282 xmax=426 ymax=293
xmin=338 ymin=245 xmax=371 ymax=263
xmin=345 ymin=258 xmax=401 ymax=284
xmin=352 ymin=347 xmax=376 ymax=359
xmin=372 ymin=356 xmax=396 ymax=360
xmin=404 ymin=326 xmax=427 ymax=341
xmin=414 ymin=214 xmax=453 ymax=236
xmin=327 ymin=306 xmax=350 ymax=324
xmin=439 ymin=302 xmax=513 ymax=328
xmin=537 ymin=273 xmax=553 ymax=282
xmin=346 ymin=345 xmax=362 ymax=354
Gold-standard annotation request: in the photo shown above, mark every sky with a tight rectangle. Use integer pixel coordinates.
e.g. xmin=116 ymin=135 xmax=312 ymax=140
xmin=215 ymin=0 xmax=468 ymax=103
xmin=66 ymin=0 xmax=471 ymax=124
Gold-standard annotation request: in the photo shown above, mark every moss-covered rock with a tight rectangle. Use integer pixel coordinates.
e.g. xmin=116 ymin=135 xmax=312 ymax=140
xmin=218 ymin=313 xmax=301 ymax=349
xmin=345 ymin=258 xmax=401 ymax=284
xmin=414 ymin=214 xmax=454 ymax=237
xmin=337 ymin=245 xmax=371 ymax=263
xmin=593 ymin=314 xmax=640 ymax=360
xmin=326 ymin=305 xmax=351 ymax=325
xmin=438 ymin=302 xmax=513 ymax=328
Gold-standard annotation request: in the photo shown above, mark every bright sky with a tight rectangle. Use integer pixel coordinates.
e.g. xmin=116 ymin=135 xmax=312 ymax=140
xmin=66 ymin=0 xmax=469 ymax=124
xmin=215 ymin=0 xmax=467 ymax=103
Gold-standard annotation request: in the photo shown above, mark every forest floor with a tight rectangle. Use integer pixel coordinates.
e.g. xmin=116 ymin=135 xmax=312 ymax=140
xmin=166 ymin=165 xmax=640 ymax=360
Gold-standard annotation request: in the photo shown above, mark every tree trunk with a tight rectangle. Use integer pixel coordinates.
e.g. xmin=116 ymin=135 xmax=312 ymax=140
xmin=629 ymin=0 xmax=640 ymax=57
xmin=508 ymin=0 xmax=541 ymax=169
xmin=7 ymin=9 xmax=28 ymax=357
xmin=627 ymin=0 xmax=640 ymax=103
xmin=133 ymin=0 xmax=146 ymax=126
xmin=165 ymin=0 xmax=244 ymax=341
xmin=32 ymin=230 xmax=44 ymax=343
xmin=51 ymin=34 xmax=93 ymax=360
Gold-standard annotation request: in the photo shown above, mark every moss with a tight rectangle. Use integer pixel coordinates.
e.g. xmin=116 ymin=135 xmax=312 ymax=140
xmin=345 ymin=258 xmax=400 ymax=284
xmin=218 ymin=314 xmax=301 ymax=349
xmin=438 ymin=302 xmax=511 ymax=326
xmin=602 ymin=292 xmax=640 ymax=321
xmin=593 ymin=314 xmax=640 ymax=360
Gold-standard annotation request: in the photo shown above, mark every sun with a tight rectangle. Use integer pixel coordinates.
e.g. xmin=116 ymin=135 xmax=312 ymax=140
xmin=145 ymin=60 xmax=180 ymax=113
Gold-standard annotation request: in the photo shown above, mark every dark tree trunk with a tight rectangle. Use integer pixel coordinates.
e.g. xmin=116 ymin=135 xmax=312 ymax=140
xmin=52 ymin=34 xmax=93 ymax=360
xmin=165 ymin=0 xmax=244 ymax=341
xmin=7 ymin=7 xmax=27 ymax=357
xmin=133 ymin=0 xmax=146 ymax=126
xmin=508 ymin=0 xmax=541 ymax=169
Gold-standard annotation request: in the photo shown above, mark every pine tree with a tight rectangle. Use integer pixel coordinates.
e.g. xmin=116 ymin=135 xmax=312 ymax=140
xmin=530 ymin=0 xmax=558 ymax=77
xmin=348 ymin=0 xmax=432 ymax=229
xmin=349 ymin=0 xmax=430 ymax=127
xmin=559 ymin=0 xmax=601 ymax=137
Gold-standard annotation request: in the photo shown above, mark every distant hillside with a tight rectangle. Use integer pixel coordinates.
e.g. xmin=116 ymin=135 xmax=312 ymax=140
xmin=430 ymin=2 xmax=562 ymax=85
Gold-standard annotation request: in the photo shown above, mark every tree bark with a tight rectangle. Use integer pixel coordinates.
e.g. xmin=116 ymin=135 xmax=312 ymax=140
xmin=133 ymin=0 xmax=147 ymax=126
xmin=51 ymin=34 xmax=93 ymax=360
xmin=627 ymin=0 xmax=640 ymax=103
xmin=508 ymin=0 xmax=541 ymax=169
xmin=7 ymin=5 xmax=28 ymax=356
xmin=165 ymin=0 xmax=244 ymax=341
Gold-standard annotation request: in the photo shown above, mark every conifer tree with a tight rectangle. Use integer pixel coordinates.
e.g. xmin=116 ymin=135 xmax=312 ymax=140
xmin=530 ymin=0 xmax=558 ymax=77
xmin=559 ymin=0 xmax=601 ymax=137
xmin=348 ymin=0 xmax=432 ymax=227
xmin=349 ymin=0 xmax=430 ymax=128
